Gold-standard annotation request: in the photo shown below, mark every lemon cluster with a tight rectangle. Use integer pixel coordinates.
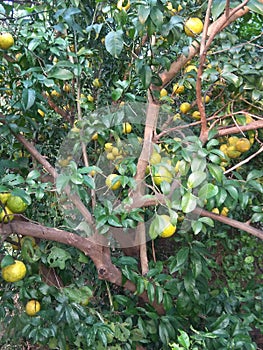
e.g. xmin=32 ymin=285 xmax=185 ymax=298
xmin=220 ymin=136 xmax=251 ymax=160
xmin=0 ymin=194 xmax=28 ymax=223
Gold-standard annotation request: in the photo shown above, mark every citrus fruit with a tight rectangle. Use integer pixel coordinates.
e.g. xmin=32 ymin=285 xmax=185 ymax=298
xmin=150 ymin=152 xmax=162 ymax=165
xmin=0 ymin=192 xmax=11 ymax=204
xmin=184 ymin=18 xmax=203 ymax=37
xmin=226 ymin=146 xmax=241 ymax=159
xmin=227 ymin=136 xmax=239 ymax=146
xmin=159 ymin=215 xmax=176 ymax=238
xmin=92 ymin=78 xmax=102 ymax=88
xmin=106 ymin=152 xmax=115 ymax=160
xmin=2 ymin=260 xmax=27 ymax=282
xmin=221 ymin=207 xmax=229 ymax=217
xmin=0 ymin=32 xmax=14 ymax=50
xmin=37 ymin=109 xmax=45 ymax=117
xmin=202 ymin=95 xmax=210 ymax=103
xmin=50 ymin=89 xmax=61 ymax=98
xmin=211 ymin=208 xmax=219 ymax=214
xmin=122 ymin=122 xmax=132 ymax=134
xmin=117 ymin=0 xmax=130 ymax=11
xmin=87 ymin=94 xmax=94 ymax=102
xmin=105 ymin=174 xmax=121 ymax=190
xmin=184 ymin=65 xmax=197 ymax=75
xmin=104 ymin=143 xmax=113 ymax=152
xmin=91 ymin=132 xmax=98 ymax=141
xmin=63 ymin=83 xmax=71 ymax=93
xmin=153 ymin=166 xmax=173 ymax=186
xmin=173 ymin=83 xmax=185 ymax=94
xmin=6 ymin=196 xmax=28 ymax=214
xmin=180 ymin=102 xmax=191 ymax=114
xmin=0 ymin=206 xmax=14 ymax=223
xmin=25 ymin=300 xmax=41 ymax=316
xmin=192 ymin=111 xmax=201 ymax=120
xmin=235 ymin=138 xmax=251 ymax=153
xmin=160 ymin=88 xmax=168 ymax=97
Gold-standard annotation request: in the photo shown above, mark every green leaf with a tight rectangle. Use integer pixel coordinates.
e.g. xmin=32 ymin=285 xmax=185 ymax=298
xmin=178 ymin=329 xmax=190 ymax=348
xmin=147 ymin=282 xmax=155 ymax=303
xmin=181 ymin=191 xmax=197 ymax=213
xmin=138 ymin=5 xmax=151 ymax=24
xmin=47 ymin=247 xmax=71 ymax=269
xmin=56 ymin=174 xmax=70 ymax=193
xmin=170 ymin=247 xmax=189 ymax=273
xmin=48 ymin=67 xmax=73 ymax=80
xmin=187 ymin=171 xmax=206 ymax=189
xmin=1 ymin=255 xmax=15 ymax=268
xmin=222 ymin=72 xmax=242 ymax=87
xmin=111 ymin=87 xmax=123 ymax=101
xmin=198 ymin=183 xmax=218 ymax=200
xmin=83 ymin=175 xmax=95 ymax=189
xmin=225 ymin=185 xmax=239 ymax=200
xmin=105 ymin=30 xmax=124 ymax=58
xmin=22 ymin=88 xmax=36 ymax=110
xmin=150 ymin=7 xmax=163 ymax=27
xmin=140 ymin=64 xmax=152 ymax=89
xmin=211 ymin=0 xmax=226 ymax=20
xmin=198 ymin=217 xmax=214 ymax=227
xmin=207 ymin=164 xmax=223 ymax=183
xmin=248 ymin=0 xmax=263 ymax=15
xmin=191 ymin=221 xmax=203 ymax=235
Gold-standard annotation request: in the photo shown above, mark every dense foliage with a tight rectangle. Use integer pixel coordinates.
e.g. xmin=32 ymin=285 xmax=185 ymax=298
xmin=0 ymin=1 xmax=262 ymax=349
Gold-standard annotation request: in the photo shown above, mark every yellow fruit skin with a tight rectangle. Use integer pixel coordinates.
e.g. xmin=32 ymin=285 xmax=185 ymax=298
xmin=122 ymin=122 xmax=132 ymax=134
xmin=106 ymin=174 xmax=121 ymax=190
xmin=221 ymin=207 xmax=229 ymax=217
xmin=25 ymin=300 xmax=41 ymax=316
xmin=2 ymin=260 xmax=27 ymax=282
xmin=6 ymin=196 xmax=28 ymax=214
xmin=173 ymin=84 xmax=185 ymax=94
xmin=150 ymin=152 xmax=162 ymax=165
xmin=159 ymin=215 xmax=176 ymax=238
xmin=184 ymin=18 xmax=203 ymax=37
xmin=192 ymin=111 xmax=201 ymax=120
xmin=228 ymin=136 xmax=239 ymax=146
xmin=0 ymin=33 xmax=14 ymax=50
xmin=0 ymin=206 xmax=14 ymax=223
xmin=211 ymin=208 xmax=219 ymax=214
xmin=153 ymin=166 xmax=173 ymax=186
xmin=0 ymin=193 xmax=11 ymax=204
xmin=160 ymin=88 xmax=168 ymax=97
xmin=226 ymin=146 xmax=241 ymax=159
xmin=235 ymin=138 xmax=251 ymax=153
xmin=180 ymin=102 xmax=191 ymax=114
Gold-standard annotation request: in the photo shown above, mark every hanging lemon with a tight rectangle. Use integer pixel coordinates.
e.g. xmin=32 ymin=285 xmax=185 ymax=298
xmin=2 ymin=260 xmax=27 ymax=282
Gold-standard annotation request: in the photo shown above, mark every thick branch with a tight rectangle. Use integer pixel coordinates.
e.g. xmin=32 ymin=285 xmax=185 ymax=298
xmin=159 ymin=2 xmax=252 ymax=87
xmin=216 ymin=120 xmax=263 ymax=137
xmin=0 ymin=220 xmax=165 ymax=314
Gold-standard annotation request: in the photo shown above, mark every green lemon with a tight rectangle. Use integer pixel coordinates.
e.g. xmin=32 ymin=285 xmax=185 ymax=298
xmin=6 ymin=196 xmax=28 ymax=214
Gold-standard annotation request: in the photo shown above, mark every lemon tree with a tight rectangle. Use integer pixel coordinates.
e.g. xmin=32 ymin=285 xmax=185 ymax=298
xmin=0 ymin=0 xmax=263 ymax=349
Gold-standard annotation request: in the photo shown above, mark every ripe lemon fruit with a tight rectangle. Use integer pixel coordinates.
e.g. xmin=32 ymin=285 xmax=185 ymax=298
xmin=0 ymin=32 xmax=14 ymax=50
xmin=153 ymin=166 xmax=173 ymax=186
xmin=25 ymin=300 xmax=41 ymax=316
xmin=50 ymin=89 xmax=61 ymax=98
xmin=180 ymin=102 xmax=191 ymax=114
xmin=92 ymin=78 xmax=102 ymax=88
xmin=221 ymin=207 xmax=229 ymax=217
xmin=184 ymin=18 xmax=203 ymax=37
xmin=192 ymin=111 xmax=201 ymax=120
xmin=150 ymin=152 xmax=162 ymax=165
xmin=0 ymin=206 xmax=14 ymax=223
xmin=173 ymin=83 xmax=185 ymax=94
xmin=159 ymin=215 xmax=176 ymax=238
xmin=235 ymin=138 xmax=251 ymax=153
xmin=211 ymin=208 xmax=219 ymax=214
xmin=160 ymin=88 xmax=168 ymax=97
xmin=91 ymin=132 xmax=98 ymax=141
xmin=122 ymin=122 xmax=132 ymax=134
xmin=6 ymin=195 xmax=28 ymax=214
xmin=117 ymin=0 xmax=130 ymax=11
xmin=0 ymin=192 xmax=11 ymax=204
xmin=63 ymin=83 xmax=71 ymax=93
xmin=2 ymin=260 xmax=27 ymax=282
xmin=184 ymin=65 xmax=197 ymax=75
xmin=227 ymin=136 xmax=239 ymax=147
xmin=37 ymin=109 xmax=45 ymax=117
xmin=105 ymin=174 xmax=121 ymax=190
xmin=202 ymin=95 xmax=210 ymax=103
xmin=226 ymin=146 xmax=241 ymax=159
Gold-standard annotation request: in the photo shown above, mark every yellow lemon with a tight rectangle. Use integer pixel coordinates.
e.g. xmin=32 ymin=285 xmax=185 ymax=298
xmin=91 ymin=132 xmax=98 ymax=141
xmin=227 ymin=136 xmax=239 ymax=147
xmin=211 ymin=208 xmax=219 ymax=214
xmin=192 ymin=111 xmax=201 ymax=120
xmin=221 ymin=207 xmax=229 ymax=217
xmin=184 ymin=18 xmax=203 ymax=37
xmin=0 ymin=206 xmax=14 ymax=223
xmin=2 ymin=260 xmax=27 ymax=282
xmin=153 ymin=166 xmax=173 ymax=186
xmin=173 ymin=83 xmax=185 ymax=94
xmin=104 ymin=143 xmax=113 ymax=152
xmin=106 ymin=152 xmax=115 ymax=160
xmin=159 ymin=215 xmax=176 ymax=238
xmin=0 ymin=192 xmax=11 ymax=205
xmin=50 ymin=90 xmax=61 ymax=98
xmin=180 ymin=102 xmax=191 ymax=114
xmin=6 ymin=196 xmax=28 ymax=214
xmin=92 ymin=78 xmax=102 ymax=88
xmin=105 ymin=174 xmax=121 ymax=190
xmin=235 ymin=138 xmax=251 ymax=153
xmin=122 ymin=122 xmax=132 ymax=134
xmin=150 ymin=152 xmax=162 ymax=165
xmin=63 ymin=83 xmax=71 ymax=93
xmin=0 ymin=32 xmax=14 ymax=50
xmin=202 ymin=95 xmax=210 ymax=103
xmin=184 ymin=65 xmax=198 ymax=75
xmin=160 ymin=88 xmax=168 ymax=97
xmin=226 ymin=146 xmax=241 ymax=159
xmin=87 ymin=94 xmax=94 ymax=102
xmin=117 ymin=0 xmax=130 ymax=11
xmin=25 ymin=300 xmax=41 ymax=316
